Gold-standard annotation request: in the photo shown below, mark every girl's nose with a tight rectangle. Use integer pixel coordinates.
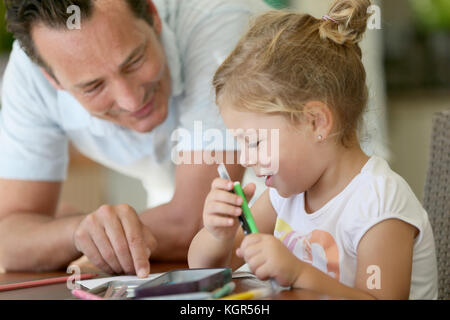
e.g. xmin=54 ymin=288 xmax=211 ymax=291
xmin=239 ymin=149 xmax=257 ymax=168
xmin=239 ymin=151 xmax=249 ymax=167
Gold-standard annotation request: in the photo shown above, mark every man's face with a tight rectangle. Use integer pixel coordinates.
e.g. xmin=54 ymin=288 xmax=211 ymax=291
xmin=32 ymin=0 xmax=171 ymax=133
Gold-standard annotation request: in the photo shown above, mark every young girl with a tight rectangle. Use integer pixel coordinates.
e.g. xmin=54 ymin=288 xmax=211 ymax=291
xmin=188 ymin=0 xmax=438 ymax=300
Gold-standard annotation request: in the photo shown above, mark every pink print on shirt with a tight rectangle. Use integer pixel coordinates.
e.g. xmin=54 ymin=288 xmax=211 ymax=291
xmin=275 ymin=219 xmax=340 ymax=281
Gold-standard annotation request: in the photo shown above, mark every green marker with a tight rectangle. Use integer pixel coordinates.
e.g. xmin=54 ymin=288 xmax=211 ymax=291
xmin=232 ymin=182 xmax=259 ymax=234
xmin=217 ymin=164 xmax=259 ymax=235
xmin=211 ymin=281 xmax=236 ymax=299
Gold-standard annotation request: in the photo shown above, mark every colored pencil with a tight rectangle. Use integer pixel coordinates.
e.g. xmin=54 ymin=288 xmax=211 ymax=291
xmin=0 ymin=273 xmax=97 ymax=292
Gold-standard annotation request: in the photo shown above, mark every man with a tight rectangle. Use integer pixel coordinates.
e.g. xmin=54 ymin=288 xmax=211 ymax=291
xmin=0 ymin=0 xmax=268 ymax=276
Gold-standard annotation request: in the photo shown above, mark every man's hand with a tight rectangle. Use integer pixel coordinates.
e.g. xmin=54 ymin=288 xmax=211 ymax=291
xmin=73 ymin=204 xmax=157 ymax=277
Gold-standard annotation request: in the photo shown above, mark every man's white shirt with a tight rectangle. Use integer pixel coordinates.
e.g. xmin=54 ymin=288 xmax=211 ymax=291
xmin=0 ymin=0 xmax=270 ymax=206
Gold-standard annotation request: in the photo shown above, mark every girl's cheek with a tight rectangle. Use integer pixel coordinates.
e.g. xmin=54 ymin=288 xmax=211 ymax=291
xmin=238 ymin=141 xmax=250 ymax=167
xmin=258 ymin=141 xmax=272 ymax=167
xmin=268 ymin=132 xmax=281 ymax=173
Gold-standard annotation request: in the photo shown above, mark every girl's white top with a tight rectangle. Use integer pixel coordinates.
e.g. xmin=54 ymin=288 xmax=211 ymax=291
xmin=270 ymin=156 xmax=438 ymax=299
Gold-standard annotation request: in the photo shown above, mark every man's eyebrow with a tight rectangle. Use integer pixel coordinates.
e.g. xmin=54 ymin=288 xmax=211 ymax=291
xmin=74 ymin=41 xmax=147 ymax=89
xmin=118 ymin=41 xmax=147 ymax=69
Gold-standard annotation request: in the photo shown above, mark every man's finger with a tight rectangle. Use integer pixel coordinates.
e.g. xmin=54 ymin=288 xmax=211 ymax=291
xmin=142 ymin=226 xmax=157 ymax=259
xmin=90 ymin=225 xmax=123 ymax=274
xmin=103 ymin=214 xmax=135 ymax=274
xmin=119 ymin=210 xmax=150 ymax=278
xmin=80 ymin=235 xmax=115 ymax=275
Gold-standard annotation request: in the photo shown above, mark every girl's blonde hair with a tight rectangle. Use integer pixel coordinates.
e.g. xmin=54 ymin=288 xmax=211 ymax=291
xmin=213 ymin=0 xmax=372 ymax=147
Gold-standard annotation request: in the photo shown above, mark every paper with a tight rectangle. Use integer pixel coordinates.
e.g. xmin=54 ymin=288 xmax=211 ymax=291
xmin=232 ymin=263 xmax=257 ymax=279
xmin=77 ymin=273 xmax=162 ymax=290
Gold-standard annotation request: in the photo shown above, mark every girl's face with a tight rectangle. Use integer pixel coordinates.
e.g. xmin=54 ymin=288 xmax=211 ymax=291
xmin=220 ymin=106 xmax=327 ymax=198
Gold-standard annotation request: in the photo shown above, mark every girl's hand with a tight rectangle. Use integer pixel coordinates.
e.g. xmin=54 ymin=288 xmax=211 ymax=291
xmin=203 ymin=178 xmax=256 ymax=241
xmin=236 ymin=234 xmax=305 ymax=287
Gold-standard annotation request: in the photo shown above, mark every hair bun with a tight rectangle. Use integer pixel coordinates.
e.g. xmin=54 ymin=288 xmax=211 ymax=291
xmin=319 ymin=0 xmax=372 ymax=45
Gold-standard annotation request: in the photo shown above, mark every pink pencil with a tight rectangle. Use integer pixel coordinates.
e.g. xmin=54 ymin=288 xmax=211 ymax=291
xmin=0 ymin=273 xmax=98 ymax=292
xmin=72 ymin=289 xmax=104 ymax=300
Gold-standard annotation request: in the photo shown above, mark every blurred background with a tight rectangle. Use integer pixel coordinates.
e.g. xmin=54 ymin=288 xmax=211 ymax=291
xmin=0 ymin=0 xmax=448 ymax=214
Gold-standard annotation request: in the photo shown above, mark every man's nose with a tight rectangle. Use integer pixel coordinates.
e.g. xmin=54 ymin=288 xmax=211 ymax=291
xmin=113 ymin=79 xmax=143 ymax=112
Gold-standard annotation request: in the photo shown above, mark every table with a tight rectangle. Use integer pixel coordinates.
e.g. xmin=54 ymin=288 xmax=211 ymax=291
xmin=0 ymin=261 xmax=334 ymax=300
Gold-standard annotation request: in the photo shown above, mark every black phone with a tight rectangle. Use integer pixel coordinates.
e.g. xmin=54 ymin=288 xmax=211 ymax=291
xmin=132 ymin=268 xmax=232 ymax=298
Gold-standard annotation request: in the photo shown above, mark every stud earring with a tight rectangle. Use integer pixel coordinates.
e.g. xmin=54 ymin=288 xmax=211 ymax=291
xmin=318 ymin=135 xmax=323 ymax=141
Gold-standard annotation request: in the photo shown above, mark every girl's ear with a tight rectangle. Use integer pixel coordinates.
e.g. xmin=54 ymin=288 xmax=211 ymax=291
xmin=303 ymin=101 xmax=334 ymax=141
xmin=147 ymin=0 xmax=162 ymax=35
xmin=40 ymin=67 xmax=64 ymax=91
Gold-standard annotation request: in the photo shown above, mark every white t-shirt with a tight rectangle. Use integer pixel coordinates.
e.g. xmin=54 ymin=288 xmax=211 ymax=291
xmin=269 ymin=156 xmax=438 ymax=299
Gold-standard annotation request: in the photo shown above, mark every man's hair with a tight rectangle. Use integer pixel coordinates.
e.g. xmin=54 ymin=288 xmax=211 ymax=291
xmin=4 ymin=0 xmax=154 ymax=68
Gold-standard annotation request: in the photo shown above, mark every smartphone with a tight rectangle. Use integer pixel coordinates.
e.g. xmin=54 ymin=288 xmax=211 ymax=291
xmin=133 ymin=268 xmax=232 ymax=298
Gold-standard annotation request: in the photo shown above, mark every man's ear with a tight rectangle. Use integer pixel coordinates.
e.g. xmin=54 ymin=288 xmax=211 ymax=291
xmin=303 ymin=101 xmax=334 ymax=141
xmin=147 ymin=0 xmax=162 ymax=35
xmin=40 ymin=67 xmax=64 ymax=91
